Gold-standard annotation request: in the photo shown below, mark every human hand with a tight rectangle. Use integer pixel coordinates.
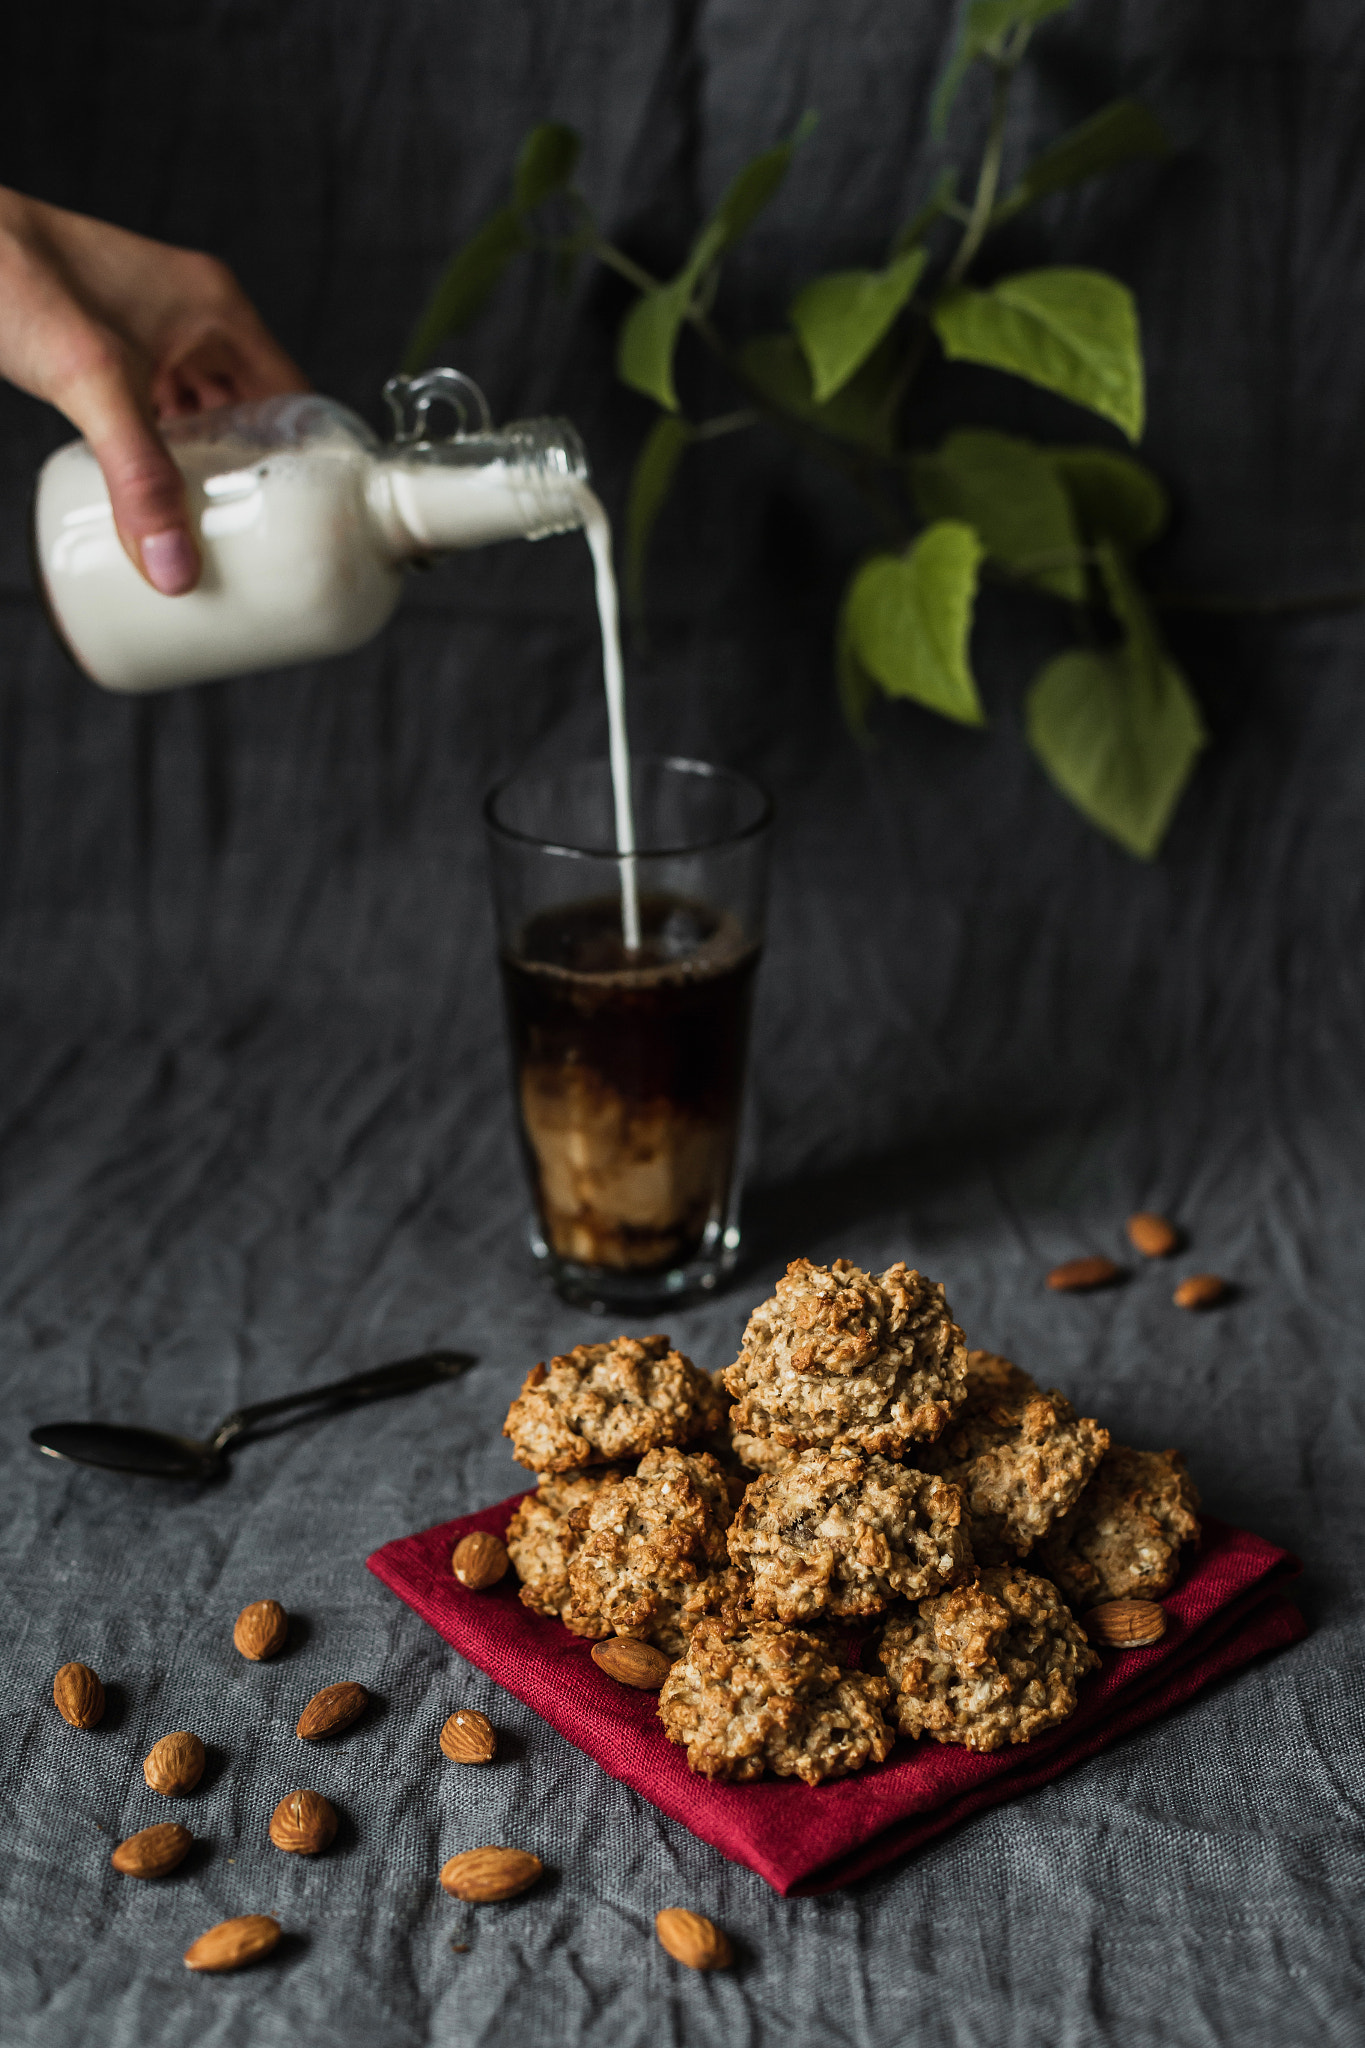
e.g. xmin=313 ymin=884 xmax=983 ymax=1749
xmin=0 ymin=187 xmax=308 ymax=594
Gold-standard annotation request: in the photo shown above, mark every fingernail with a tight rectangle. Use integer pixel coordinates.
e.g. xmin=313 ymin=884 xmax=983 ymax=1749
xmin=140 ymin=528 xmax=198 ymax=596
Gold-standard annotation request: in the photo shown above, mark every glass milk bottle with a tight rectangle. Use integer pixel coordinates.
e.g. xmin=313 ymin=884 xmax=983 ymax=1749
xmin=30 ymin=370 xmax=590 ymax=693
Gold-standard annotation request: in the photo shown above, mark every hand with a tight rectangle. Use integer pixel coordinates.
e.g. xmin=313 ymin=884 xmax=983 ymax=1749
xmin=0 ymin=187 xmax=308 ymax=594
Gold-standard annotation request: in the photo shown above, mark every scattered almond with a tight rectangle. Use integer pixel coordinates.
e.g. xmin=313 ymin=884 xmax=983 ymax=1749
xmin=655 ymin=1908 xmax=733 ymax=1971
xmin=1127 ymin=1211 xmax=1179 ymax=1257
xmin=1085 ymin=1599 xmax=1167 ymax=1648
xmin=111 ymin=1822 xmax=193 ymax=1879
xmin=591 ymin=1638 xmax=673 ymax=1690
xmin=1047 ymin=1255 xmax=1122 ymax=1292
xmin=452 ymin=1532 xmax=509 ymax=1591
xmin=1174 ymin=1273 xmax=1228 ymax=1310
xmin=268 ymin=1788 xmax=337 ymax=1855
xmin=296 ymin=1681 xmax=369 ymax=1740
xmin=53 ymin=1661 xmax=105 ymax=1729
xmin=183 ymin=1914 xmax=281 ymax=1973
xmin=144 ymin=1730 xmax=206 ymax=1796
xmin=440 ymin=1709 xmax=497 ymax=1765
xmin=233 ymin=1599 xmax=289 ymax=1662
xmin=439 ymin=1847 xmax=542 ymax=1902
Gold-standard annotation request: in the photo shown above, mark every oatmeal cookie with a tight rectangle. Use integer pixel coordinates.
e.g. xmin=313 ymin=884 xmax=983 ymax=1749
xmin=728 ymin=1426 xmax=795 ymax=1477
xmin=1037 ymin=1445 xmax=1201 ymax=1604
xmin=879 ymin=1565 xmax=1100 ymax=1751
xmin=503 ymin=1333 xmax=727 ymax=1474
xmin=722 ymin=1258 xmax=968 ymax=1457
xmin=565 ymin=1447 xmax=734 ymax=1655
xmin=505 ymin=1468 xmax=627 ymax=1623
xmin=930 ymin=1354 xmax=1109 ymax=1564
xmin=658 ymin=1618 xmax=894 ymax=1784
xmin=727 ymin=1448 xmax=971 ymax=1623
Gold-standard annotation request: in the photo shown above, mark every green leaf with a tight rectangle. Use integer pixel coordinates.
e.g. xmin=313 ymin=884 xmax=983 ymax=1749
xmin=790 ymin=247 xmax=926 ymax=404
xmin=845 ymin=521 xmax=986 ymax=726
xmin=1026 ymin=544 xmax=1205 ymax=855
xmin=1002 ymin=99 xmax=1169 ymax=212
xmin=625 ymin=414 xmax=695 ymax=614
xmin=616 ymin=219 xmax=727 ymax=410
xmin=513 ymin=122 xmax=582 ymax=212
xmin=402 ymin=206 xmax=526 ymax=372
xmin=713 ymin=114 xmax=816 ymax=249
xmin=1047 ymin=447 xmax=1169 ymax=551
xmin=933 ymin=267 xmax=1145 ymax=440
xmin=739 ymin=333 xmax=897 ymax=453
xmin=911 ymin=428 xmax=1085 ymax=601
xmin=932 ymin=0 xmax=1075 ymax=138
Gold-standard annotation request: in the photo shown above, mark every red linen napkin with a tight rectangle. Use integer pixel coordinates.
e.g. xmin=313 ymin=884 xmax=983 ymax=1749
xmin=367 ymin=1500 xmax=1305 ymax=1896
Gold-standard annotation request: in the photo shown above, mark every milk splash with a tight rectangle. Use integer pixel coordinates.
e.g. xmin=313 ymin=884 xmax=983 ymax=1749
xmin=576 ymin=486 xmax=641 ymax=952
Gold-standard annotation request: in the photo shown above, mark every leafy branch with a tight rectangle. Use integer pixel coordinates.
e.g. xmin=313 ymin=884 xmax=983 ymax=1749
xmin=402 ymin=0 xmax=1212 ymax=858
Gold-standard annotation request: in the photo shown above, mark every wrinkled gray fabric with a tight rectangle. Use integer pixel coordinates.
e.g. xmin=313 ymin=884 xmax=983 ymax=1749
xmin=0 ymin=2 xmax=1362 ymax=2043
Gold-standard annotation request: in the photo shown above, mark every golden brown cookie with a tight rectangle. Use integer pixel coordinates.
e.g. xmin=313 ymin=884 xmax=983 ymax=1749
xmin=879 ymin=1565 xmax=1100 ymax=1751
xmin=503 ymin=1333 xmax=727 ymax=1474
xmin=929 ymin=1353 xmax=1109 ymax=1564
xmin=564 ymin=1447 xmax=734 ymax=1655
xmin=1036 ymin=1445 xmax=1201 ymax=1604
xmin=505 ymin=1467 xmax=627 ymax=1622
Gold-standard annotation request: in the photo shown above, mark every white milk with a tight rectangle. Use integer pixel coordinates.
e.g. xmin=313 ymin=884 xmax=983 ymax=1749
xmin=577 ymin=486 xmax=641 ymax=952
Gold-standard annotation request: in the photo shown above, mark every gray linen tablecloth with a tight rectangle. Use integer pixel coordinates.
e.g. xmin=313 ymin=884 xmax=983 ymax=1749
xmin=0 ymin=3 xmax=1361 ymax=2042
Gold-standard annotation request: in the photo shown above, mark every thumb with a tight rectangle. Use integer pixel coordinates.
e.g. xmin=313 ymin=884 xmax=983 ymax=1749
xmin=60 ymin=350 xmax=200 ymax=596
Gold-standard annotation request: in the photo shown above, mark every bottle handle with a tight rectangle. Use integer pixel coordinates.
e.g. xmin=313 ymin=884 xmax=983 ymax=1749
xmin=383 ymin=369 xmax=494 ymax=446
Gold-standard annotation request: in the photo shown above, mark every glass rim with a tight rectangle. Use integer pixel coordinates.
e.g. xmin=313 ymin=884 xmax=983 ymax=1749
xmin=483 ymin=753 xmax=774 ymax=861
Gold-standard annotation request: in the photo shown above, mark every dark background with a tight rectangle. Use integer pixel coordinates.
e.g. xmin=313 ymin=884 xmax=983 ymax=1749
xmin=0 ymin=3 xmax=1362 ymax=2044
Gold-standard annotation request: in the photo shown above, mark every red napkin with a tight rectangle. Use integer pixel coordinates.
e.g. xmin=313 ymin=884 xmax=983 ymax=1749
xmin=367 ymin=1499 xmax=1305 ymax=1896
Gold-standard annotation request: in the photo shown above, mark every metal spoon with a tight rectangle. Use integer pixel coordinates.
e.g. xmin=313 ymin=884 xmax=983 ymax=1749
xmin=29 ymin=1348 xmax=474 ymax=1481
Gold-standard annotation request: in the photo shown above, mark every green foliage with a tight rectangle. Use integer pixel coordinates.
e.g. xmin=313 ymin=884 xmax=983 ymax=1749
xmin=999 ymin=99 xmax=1169 ymax=214
xmin=1047 ymin=447 xmax=1169 ymax=550
xmin=845 ymin=522 xmax=986 ymax=726
xmin=933 ymin=269 xmax=1145 ymax=440
xmin=911 ymin=428 xmax=1085 ymax=601
xmin=513 ymin=123 xmax=581 ymax=211
xmin=790 ymin=248 xmax=926 ymax=403
xmin=932 ymin=0 xmax=1075 ymax=138
xmin=625 ymin=414 xmax=695 ymax=614
xmin=740 ymin=334 xmax=897 ymax=453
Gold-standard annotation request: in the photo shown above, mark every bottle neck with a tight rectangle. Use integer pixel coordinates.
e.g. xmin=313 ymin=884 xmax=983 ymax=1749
xmin=367 ymin=418 xmax=590 ymax=560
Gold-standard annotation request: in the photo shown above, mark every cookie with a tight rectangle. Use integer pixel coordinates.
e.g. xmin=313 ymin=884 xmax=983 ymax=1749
xmin=930 ymin=1352 xmax=1109 ymax=1564
xmin=505 ymin=1467 xmax=627 ymax=1623
xmin=1036 ymin=1445 xmax=1201 ymax=1604
xmin=564 ymin=1447 xmax=734 ymax=1655
xmin=722 ymin=1258 xmax=968 ymax=1457
xmin=726 ymin=1448 xmax=972 ymax=1623
xmin=503 ymin=1333 xmax=727 ymax=1475
xmin=658 ymin=1618 xmax=894 ymax=1784
xmin=879 ymin=1565 xmax=1100 ymax=1751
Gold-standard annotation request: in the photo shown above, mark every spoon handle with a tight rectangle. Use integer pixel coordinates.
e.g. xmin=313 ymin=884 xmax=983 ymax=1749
xmin=208 ymin=1349 xmax=474 ymax=1454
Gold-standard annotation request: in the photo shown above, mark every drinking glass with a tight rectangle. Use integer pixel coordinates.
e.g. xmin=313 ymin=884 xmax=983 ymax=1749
xmin=484 ymin=755 xmax=772 ymax=1310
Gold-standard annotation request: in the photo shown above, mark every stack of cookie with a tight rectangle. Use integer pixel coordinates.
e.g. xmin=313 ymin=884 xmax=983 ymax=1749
xmin=501 ymin=1258 xmax=1200 ymax=1788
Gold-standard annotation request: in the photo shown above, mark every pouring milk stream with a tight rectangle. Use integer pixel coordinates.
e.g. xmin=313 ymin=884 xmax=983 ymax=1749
xmin=31 ymin=368 xmax=642 ymax=949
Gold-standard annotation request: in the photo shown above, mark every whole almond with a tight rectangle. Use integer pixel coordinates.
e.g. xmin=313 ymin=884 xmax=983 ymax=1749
xmin=1085 ymin=1599 xmax=1167 ymax=1648
xmin=1047 ymin=1255 xmax=1122 ymax=1293
xmin=1174 ymin=1272 xmax=1228 ymax=1310
xmin=269 ymin=1788 xmax=337 ymax=1855
xmin=111 ymin=1822 xmax=193 ymax=1879
xmin=591 ymin=1638 xmax=672 ymax=1690
xmin=233 ymin=1599 xmax=289 ymax=1662
xmin=452 ymin=1531 xmax=509 ymax=1591
xmin=1127 ymin=1211 xmax=1179 ymax=1257
xmin=53 ymin=1661 xmax=105 ymax=1729
xmin=440 ymin=1709 xmax=497 ymax=1765
xmin=655 ymin=1908 xmax=733 ymax=1971
xmin=439 ymin=1847 xmax=542 ymax=1902
xmin=296 ymin=1681 xmax=368 ymax=1740
xmin=184 ymin=1914 xmax=281 ymax=1973
xmin=144 ymin=1730 xmax=206 ymax=1796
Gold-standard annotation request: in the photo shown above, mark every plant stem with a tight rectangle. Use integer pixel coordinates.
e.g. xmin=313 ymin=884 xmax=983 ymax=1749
xmin=944 ymin=39 xmax=1025 ymax=289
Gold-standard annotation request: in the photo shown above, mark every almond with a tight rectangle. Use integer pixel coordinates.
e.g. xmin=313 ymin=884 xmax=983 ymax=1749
xmin=53 ymin=1661 xmax=105 ymax=1729
xmin=440 ymin=1709 xmax=497 ymax=1765
xmin=1047 ymin=1255 xmax=1122 ymax=1292
xmin=296 ymin=1681 xmax=368 ymax=1740
xmin=233 ymin=1599 xmax=289 ymax=1662
xmin=1085 ymin=1599 xmax=1167 ymax=1648
xmin=655 ymin=1908 xmax=733 ymax=1971
xmin=1174 ymin=1272 xmax=1228 ymax=1310
xmin=111 ymin=1822 xmax=193 ymax=1879
xmin=591 ymin=1638 xmax=672 ymax=1690
xmin=439 ymin=1847 xmax=542 ymax=1902
xmin=144 ymin=1730 xmax=206 ymax=1796
xmin=1127 ymin=1211 xmax=1179 ymax=1257
xmin=452 ymin=1531 xmax=509 ymax=1591
xmin=183 ymin=1914 xmax=281 ymax=1973
xmin=268 ymin=1788 xmax=337 ymax=1855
